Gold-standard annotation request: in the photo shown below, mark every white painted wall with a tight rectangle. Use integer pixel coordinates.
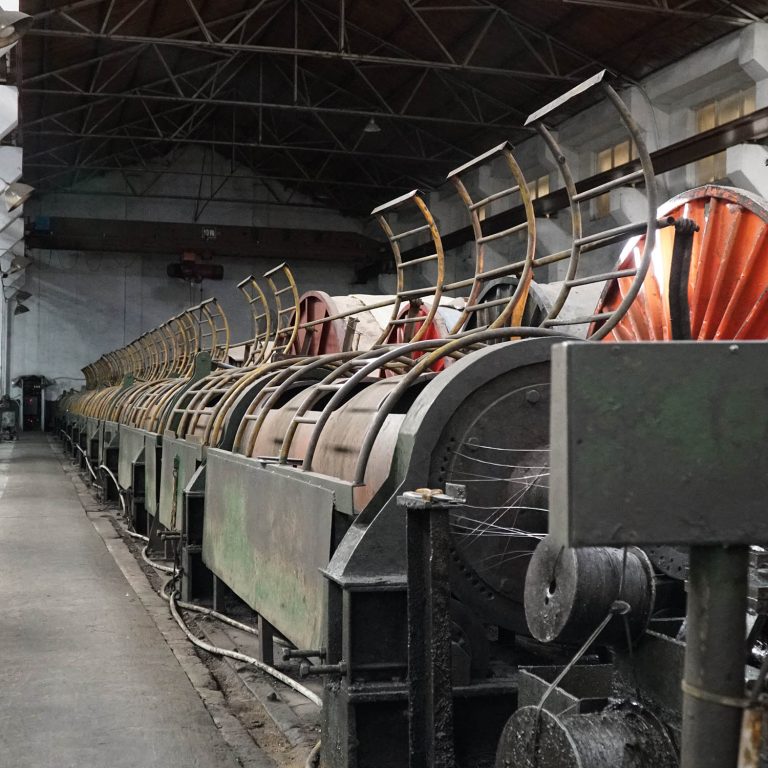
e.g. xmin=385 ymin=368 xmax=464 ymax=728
xmin=21 ymin=145 xmax=383 ymax=398
xmin=12 ymin=249 xmax=367 ymax=399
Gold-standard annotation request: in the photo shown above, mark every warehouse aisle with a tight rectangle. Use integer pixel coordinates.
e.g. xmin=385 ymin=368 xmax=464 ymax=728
xmin=0 ymin=434 xmax=243 ymax=768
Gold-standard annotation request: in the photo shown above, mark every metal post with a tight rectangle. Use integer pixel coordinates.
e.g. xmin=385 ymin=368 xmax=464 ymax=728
xmin=258 ymin=614 xmax=275 ymax=666
xmin=401 ymin=488 xmax=457 ymax=768
xmin=681 ymin=545 xmax=748 ymax=768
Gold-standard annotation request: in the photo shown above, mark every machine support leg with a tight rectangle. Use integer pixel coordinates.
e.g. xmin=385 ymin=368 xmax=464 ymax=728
xmin=402 ymin=489 xmax=456 ymax=768
xmin=681 ymin=545 xmax=748 ymax=768
xmin=258 ymin=614 xmax=275 ymax=666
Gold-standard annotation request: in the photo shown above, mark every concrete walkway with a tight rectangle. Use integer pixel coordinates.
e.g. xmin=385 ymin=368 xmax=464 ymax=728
xmin=0 ymin=434 xmax=243 ymax=768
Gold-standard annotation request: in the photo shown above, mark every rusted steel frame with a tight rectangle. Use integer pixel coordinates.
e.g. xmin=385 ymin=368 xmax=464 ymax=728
xmin=190 ymin=297 xmax=231 ymax=361
xmin=277 ymin=345 xmax=422 ymax=464
xmin=527 ymin=74 xmax=658 ymax=337
xmin=238 ymin=351 xmax=364 ymax=457
xmin=587 ymin=83 xmax=658 ymax=340
xmin=175 ymin=368 xmax=241 ymax=439
xmin=300 ymin=340 xmax=464 ymax=472
xmin=535 ymin=121 xmax=582 ymax=321
xmin=175 ymin=309 xmax=199 ymax=375
xmin=224 ymin=357 xmax=305 ymax=451
xmin=144 ymin=379 xmax=187 ymax=432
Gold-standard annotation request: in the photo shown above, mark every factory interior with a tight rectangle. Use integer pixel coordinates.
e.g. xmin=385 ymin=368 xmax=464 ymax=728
xmin=3 ymin=1 xmax=768 ymax=766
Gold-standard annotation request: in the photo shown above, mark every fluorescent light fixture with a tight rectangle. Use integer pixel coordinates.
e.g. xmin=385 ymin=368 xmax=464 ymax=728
xmin=0 ymin=9 xmax=32 ymax=47
xmin=2 ymin=181 xmax=32 ymax=212
xmin=363 ymin=118 xmax=381 ymax=134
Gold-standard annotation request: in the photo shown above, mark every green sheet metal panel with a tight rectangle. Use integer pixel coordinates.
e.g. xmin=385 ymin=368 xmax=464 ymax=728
xmin=203 ymin=448 xmax=334 ymax=650
xmin=158 ymin=435 xmax=204 ymax=530
xmin=550 ymin=341 xmax=768 ymax=547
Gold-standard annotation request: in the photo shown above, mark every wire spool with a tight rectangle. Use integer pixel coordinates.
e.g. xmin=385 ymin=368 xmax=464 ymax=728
xmin=593 ymin=185 xmax=768 ymax=340
xmin=496 ymin=704 xmax=677 ymax=768
xmin=524 ymin=536 xmax=655 ymax=646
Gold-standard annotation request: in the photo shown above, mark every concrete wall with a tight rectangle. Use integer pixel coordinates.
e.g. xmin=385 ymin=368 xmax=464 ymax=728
xmin=30 ymin=145 xmax=371 ymax=233
xmin=21 ymin=146 xmax=384 ymax=398
xmin=13 ymin=249 xmax=365 ymax=398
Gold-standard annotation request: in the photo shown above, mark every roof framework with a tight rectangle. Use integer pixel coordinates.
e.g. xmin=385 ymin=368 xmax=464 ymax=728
xmin=20 ymin=0 xmax=768 ymax=215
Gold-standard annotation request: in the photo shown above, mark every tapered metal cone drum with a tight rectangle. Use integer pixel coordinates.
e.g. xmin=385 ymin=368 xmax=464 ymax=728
xmin=286 ymin=291 xmax=390 ymax=355
xmin=384 ymin=299 xmax=463 ymax=371
xmin=592 ymin=185 xmax=768 ymax=340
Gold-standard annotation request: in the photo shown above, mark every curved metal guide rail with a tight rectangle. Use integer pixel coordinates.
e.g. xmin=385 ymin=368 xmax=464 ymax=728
xmin=446 ymin=141 xmax=536 ymax=333
xmin=523 ymin=70 xmax=666 ymax=338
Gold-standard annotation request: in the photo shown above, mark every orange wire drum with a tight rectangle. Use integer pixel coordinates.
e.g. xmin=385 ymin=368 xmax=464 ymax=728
xmin=593 ymin=185 xmax=768 ymax=341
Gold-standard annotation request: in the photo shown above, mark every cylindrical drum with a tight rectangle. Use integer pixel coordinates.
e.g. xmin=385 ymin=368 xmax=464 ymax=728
xmin=524 ymin=535 xmax=655 ymax=645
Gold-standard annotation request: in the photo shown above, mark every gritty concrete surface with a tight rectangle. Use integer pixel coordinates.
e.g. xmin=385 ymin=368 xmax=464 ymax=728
xmin=0 ymin=433 xmax=253 ymax=768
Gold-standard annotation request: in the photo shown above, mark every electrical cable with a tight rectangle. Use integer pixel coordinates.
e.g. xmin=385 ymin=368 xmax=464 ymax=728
xmin=104 ymin=495 xmax=321 ymax=708
xmin=141 ymin=544 xmax=175 ymax=574
xmin=168 ymin=590 xmax=323 ymax=708
xmin=305 ymin=740 xmax=321 ymax=768
xmin=74 ymin=443 xmax=98 ymax=482
xmin=146 ymin=556 xmax=290 ymax=644
xmin=95 ymin=462 xmax=149 ymax=542
xmin=98 ymin=463 xmax=127 ymax=516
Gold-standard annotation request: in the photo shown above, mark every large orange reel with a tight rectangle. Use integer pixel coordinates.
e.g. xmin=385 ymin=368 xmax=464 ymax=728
xmin=593 ymin=185 xmax=768 ymax=341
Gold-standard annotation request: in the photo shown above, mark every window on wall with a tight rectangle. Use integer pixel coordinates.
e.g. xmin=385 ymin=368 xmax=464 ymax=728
xmin=528 ymin=174 xmax=550 ymax=200
xmin=695 ymin=87 xmax=756 ymax=184
xmin=595 ymin=140 xmax=635 ymax=218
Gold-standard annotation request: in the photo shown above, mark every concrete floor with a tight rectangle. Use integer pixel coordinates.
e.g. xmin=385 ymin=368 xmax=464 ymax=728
xmin=0 ymin=434 xmax=244 ymax=768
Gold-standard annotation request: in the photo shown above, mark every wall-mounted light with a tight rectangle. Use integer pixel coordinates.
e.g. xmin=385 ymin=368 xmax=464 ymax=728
xmin=2 ymin=252 xmax=28 ymax=277
xmin=2 ymin=181 xmax=32 ymax=212
xmin=13 ymin=301 xmax=28 ymax=316
xmin=0 ymin=9 xmax=32 ymax=48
